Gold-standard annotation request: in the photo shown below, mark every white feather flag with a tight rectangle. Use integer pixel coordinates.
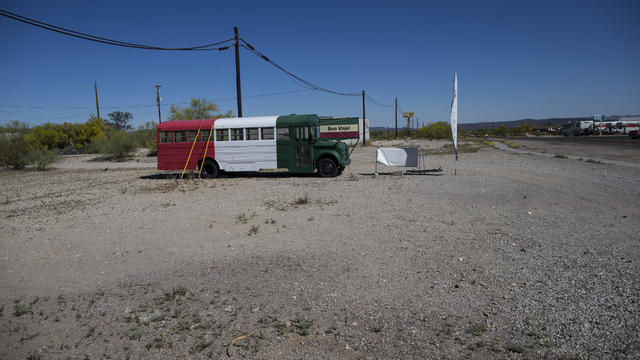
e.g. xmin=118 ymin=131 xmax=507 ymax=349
xmin=450 ymin=73 xmax=458 ymax=161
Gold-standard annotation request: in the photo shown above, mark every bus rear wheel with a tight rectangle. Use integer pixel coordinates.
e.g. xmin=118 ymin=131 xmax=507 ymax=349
xmin=199 ymin=159 xmax=219 ymax=178
xmin=317 ymin=158 xmax=339 ymax=177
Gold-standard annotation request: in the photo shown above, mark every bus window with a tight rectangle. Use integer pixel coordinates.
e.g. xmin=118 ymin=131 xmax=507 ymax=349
xmin=174 ymin=131 xmax=186 ymax=142
xmin=246 ymin=128 xmax=259 ymax=140
xmin=230 ymin=128 xmax=243 ymax=141
xmin=201 ymin=130 xmax=211 ymax=142
xmin=277 ymin=128 xmax=289 ymax=140
xmin=261 ymin=127 xmax=274 ymax=140
xmin=295 ymin=127 xmax=309 ymax=140
xmin=216 ymin=129 xmax=229 ymax=141
xmin=187 ymin=130 xmax=199 ymax=143
xmin=159 ymin=131 xmax=172 ymax=143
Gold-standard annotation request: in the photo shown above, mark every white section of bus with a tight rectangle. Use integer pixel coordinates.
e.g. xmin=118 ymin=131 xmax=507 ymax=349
xmin=213 ymin=116 xmax=278 ymax=171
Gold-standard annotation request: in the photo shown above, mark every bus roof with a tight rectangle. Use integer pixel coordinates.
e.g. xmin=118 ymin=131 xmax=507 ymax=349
xmin=276 ymin=114 xmax=320 ymax=127
xmin=215 ymin=116 xmax=278 ymax=129
xmin=158 ymin=119 xmax=216 ymax=131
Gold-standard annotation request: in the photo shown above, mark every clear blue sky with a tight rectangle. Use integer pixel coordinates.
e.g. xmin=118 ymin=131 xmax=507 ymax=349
xmin=1 ymin=0 xmax=639 ymax=128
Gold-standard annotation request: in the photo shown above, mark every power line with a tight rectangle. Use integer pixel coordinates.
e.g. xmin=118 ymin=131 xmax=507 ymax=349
xmin=0 ymin=9 xmax=233 ymax=51
xmin=0 ymin=89 xmax=314 ymax=111
xmin=365 ymin=93 xmax=394 ymax=107
xmin=0 ymin=108 xmax=89 ymax=120
xmin=240 ymin=39 xmax=360 ymax=97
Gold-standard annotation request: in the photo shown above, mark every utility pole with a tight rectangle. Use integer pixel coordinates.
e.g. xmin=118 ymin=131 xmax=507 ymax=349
xmin=394 ymin=97 xmax=398 ymax=138
xmin=234 ymin=26 xmax=243 ymax=117
xmin=402 ymin=112 xmax=414 ymax=137
xmin=94 ymin=81 xmax=100 ymax=119
xmin=155 ymin=85 xmax=162 ymax=123
xmin=362 ymin=90 xmax=366 ymax=146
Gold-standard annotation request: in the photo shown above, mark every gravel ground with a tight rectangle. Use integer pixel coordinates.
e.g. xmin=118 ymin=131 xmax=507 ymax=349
xmin=0 ymin=140 xmax=639 ymax=359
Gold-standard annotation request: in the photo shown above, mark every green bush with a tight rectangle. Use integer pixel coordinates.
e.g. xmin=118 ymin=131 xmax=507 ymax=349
xmin=0 ymin=121 xmax=33 ymax=169
xmin=130 ymin=121 xmax=157 ymax=156
xmin=416 ymin=122 xmax=452 ymax=139
xmin=28 ymin=148 xmax=57 ymax=170
xmin=90 ymin=131 xmax=137 ymax=160
xmin=25 ymin=116 xmax=105 ymax=152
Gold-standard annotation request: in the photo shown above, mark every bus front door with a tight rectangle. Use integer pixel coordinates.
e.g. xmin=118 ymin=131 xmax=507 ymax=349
xmin=294 ymin=126 xmax=313 ymax=171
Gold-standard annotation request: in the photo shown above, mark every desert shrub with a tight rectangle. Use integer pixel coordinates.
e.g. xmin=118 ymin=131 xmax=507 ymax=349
xmin=416 ymin=122 xmax=452 ymax=139
xmin=28 ymin=148 xmax=57 ymax=170
xmin=0 ymin=121 xmax=33 ymax=169
xmin=370 ymin=130 xmax=396 ymax=140
xmin=26 ymin=116 xmax=105 ymax=152
xmin=90 ymin=131 xmax=137 ymax=160
xmin=130 ymin=121 xmax=157 ymax=156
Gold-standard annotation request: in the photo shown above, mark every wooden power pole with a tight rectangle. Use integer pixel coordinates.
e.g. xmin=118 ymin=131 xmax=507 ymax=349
xmin=155 ymin=85 xmax=162 ymax=123
xmin=94 ymin=81 xmax=100 ymax=119
xmin=234 ymin=26 xmax=243 ymax=117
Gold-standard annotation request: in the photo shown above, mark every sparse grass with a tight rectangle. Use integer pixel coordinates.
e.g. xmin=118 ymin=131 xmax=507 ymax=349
xmin=264 ymin=200 xmax=288 ymax=211
xmin=347 ymin=174 xmax=359 ymax=181
xmin=326 ymin=325 xmax=340 ymax=336
xmin=248 ymin=225 xmax=260 ymax=236
xmin=264 ymin=218 xmax=276 ymax=224
xmin=422 ymin=143 xmax=480 ymax=155
xmin=470 ymin=322 xmax=487 ymax=336
xmin=129 ymin=330 xmax=142 ymax=340
xmin=586 ymin=159 xmax=603 ymax=164
xmin=13 ymin=304 xmax=32 ymax=317
xmin=554 ymin=154 xmax=568 ymax=159
xmin=507 ymin=344 xmax=525 ymax=353
xmin=294 ymin=194 xmax=310 ymax=205
xmin=293 ymin=315 xmax=315 ymax=336
xmin=160 ymin=202 xmax=175 ymax=208
xmin=371 ymin=319 xmax=384 ymax=333
xmin=172 ymin=320 xmax=191 ymax=333
xmin=236 ymin=213 xmax=249 ymax=224
xmin=504 ymin=141 xmax=520 ymax=148
xmin=259 ymin=315 xmax=289 ymax=335
xmin=481 ymin=139 xmax=496 ymax=147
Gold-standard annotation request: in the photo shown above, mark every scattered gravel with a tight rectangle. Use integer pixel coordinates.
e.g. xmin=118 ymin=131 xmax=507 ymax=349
xmin=0 ymin=139 xmax=638 ymax=359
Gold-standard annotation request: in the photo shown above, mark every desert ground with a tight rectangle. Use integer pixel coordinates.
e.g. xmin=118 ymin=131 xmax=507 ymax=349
xmin=1 ymin=137 xmax=639 ymax=359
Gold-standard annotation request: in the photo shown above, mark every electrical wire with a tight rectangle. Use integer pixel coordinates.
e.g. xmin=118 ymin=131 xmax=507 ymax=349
xmin=240 ymin=39 xmax=360 ymax=97
xmin=0 ymin=108 xmax=89 ymax=120
xmin=0 ymin=9 xmax=233 ymax=51
xmin=364 ymin=93 xmax=394 ymax=107
xmin=0 ymin=89 xmax=314 ymax=112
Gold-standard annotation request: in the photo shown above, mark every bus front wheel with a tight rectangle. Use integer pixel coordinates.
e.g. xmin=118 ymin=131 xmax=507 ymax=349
xmin=317 ymin=158 xmax=339 ymax=177
xmin=200 ymin=159 xmax=219 ymax=178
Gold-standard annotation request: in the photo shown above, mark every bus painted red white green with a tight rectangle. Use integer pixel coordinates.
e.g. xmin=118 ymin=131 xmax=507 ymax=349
xmin=157 ymin=114 xmax=356 ymax=177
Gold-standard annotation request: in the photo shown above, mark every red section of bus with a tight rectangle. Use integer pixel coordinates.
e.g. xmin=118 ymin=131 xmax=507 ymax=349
xmin=157 ymin=119 xmax=217 ymax=171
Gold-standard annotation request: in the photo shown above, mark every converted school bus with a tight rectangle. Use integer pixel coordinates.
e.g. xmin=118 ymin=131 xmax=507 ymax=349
xmin=157 ymin=114 xmax=358 ymax=177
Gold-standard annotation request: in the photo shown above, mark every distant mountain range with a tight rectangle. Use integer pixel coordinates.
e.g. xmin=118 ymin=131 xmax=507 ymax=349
xmin=370 ymin=115 xmax=640 ymax=131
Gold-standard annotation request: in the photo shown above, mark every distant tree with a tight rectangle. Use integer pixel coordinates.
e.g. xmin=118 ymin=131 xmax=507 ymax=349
xmin=168 ymin=98 xmax=233 ymax=120
xmin=106 ymin=111 xmax=133 ymax=131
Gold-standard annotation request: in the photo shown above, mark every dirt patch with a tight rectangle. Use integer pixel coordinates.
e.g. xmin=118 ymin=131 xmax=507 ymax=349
xmin=1 ymin=143 xmax=639 ymax=359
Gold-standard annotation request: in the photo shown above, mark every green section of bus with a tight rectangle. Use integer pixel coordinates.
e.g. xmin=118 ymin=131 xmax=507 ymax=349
xmin=275 ymin=114 xmax=351 ymax=175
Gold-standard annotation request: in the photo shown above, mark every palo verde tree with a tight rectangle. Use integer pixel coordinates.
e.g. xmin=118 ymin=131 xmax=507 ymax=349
xmin=168 ymin=98 xmax=233 ymax=120
xmin=106 ymin=111 xmax=133 ymax=131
